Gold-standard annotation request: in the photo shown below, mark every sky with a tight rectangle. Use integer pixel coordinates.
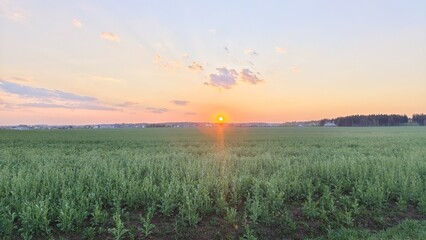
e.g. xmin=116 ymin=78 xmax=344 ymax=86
xmin=1 ymin=0 xmax=425 ymax=125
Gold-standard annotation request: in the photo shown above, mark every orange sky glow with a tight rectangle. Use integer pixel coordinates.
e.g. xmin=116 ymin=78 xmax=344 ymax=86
xmin=1 ymin=1 xmax=425 ymax=125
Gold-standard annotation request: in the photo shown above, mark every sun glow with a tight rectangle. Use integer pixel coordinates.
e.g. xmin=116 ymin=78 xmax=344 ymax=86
xmin=211 ymin=112 xmax=229 ymax=124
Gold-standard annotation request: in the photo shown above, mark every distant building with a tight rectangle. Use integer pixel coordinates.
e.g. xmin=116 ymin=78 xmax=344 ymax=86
xmin=324 ymin=122 xmax=337 ymax=127
xmin=12 ymin=125 xmax=30 ymax=130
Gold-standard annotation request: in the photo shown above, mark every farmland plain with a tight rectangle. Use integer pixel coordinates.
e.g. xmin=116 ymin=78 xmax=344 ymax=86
xmin=1 ymin=127 xmax=426 ymax=239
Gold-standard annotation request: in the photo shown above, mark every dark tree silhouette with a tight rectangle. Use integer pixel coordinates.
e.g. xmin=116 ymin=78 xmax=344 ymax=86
xmin=413 ymin=114 xmax=426 ymax=126
xmin=330 ymin=114 xmax=409 ymax=126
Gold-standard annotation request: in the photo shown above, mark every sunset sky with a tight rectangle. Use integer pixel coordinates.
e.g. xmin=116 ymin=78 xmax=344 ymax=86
xmin=1 ymin=1 xmax=425 ymax=125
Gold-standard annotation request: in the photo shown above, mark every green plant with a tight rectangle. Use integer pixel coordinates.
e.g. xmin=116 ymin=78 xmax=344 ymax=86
xmin=57 ymin=200 xmax=78 ymax=232
xmin=240 ymin=224 xmax=257 ymax=240
xmin=246 ymin=194 xmax=262 ymax=223
xmin=0 ymin=206 xmax=16 ymax=237
xmin=302 ymin=192 xmax=319 ymax=219
xmin=91 ymin=203 xmax=108 ymax=227
xmin=225 ymin=207 xmax=238 ymax=224
xmin=139 ymin=207 xmax=155 ymax=237
xmin=397 ymin=195 xmax=408 ymax=211
xmin=82 ymin=227 xmax=96 ymax=240
xmin=178 ymin=188 xmax=201 ymax=227
xmin=108 ymin=212 xmax=128 ymax=240
xmin=158 ymin=184 xmax=177 ymax=216
xmin=18 ymin=200 xmax=51 ymax=239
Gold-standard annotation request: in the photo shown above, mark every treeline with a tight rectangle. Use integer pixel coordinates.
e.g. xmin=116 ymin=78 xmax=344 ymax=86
xmin=321 ymin=114 xmax=426 ymax=126
xmin=413 ymin=114 xmax=426 ymax=126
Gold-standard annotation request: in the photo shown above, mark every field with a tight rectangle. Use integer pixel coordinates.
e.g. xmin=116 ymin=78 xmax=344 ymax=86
xmin=1 ymin=127 xmax=426 ymax=239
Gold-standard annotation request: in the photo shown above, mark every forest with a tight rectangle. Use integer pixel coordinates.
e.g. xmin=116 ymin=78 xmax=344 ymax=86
xmin=321 ymin=114 xmax=426 ymax=127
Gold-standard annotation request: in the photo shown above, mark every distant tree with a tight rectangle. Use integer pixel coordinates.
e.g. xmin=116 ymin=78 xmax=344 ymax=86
xmin=333 ymin=114 xmax=408 ymax=127
xmin=413 ymin=114 xmax=426 ymax=126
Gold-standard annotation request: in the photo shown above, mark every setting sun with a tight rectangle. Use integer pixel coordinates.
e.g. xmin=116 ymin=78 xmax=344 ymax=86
xmin=218 ymin=116 xmax=224 ymax=122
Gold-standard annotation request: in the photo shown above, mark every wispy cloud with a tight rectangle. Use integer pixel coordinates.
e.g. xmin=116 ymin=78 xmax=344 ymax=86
xmin=209 ymin=29 xmax=216 ymax=35
xmin=171 ymin=100 xmax=189 ymax=106
xmin=187 ymin=62 xmax=203 ymax=72
xmin=275 ymin=47 xmax=286 ymax=54
xmin=146 ymin=107 xmax=168 ymax=114
xmin=0 ymin=79 xmax=117 ymax=111
xmin=244 ymin=49 xmax=259 ymax=56
xmin=0 ymin=1 xmax=28 ymax=21
xmin=185 ymin=112 xmax=197 ymax=115
xmin=100 ymin=32 xmax=120 ymax=42
xmin=19 ymin=102 xmax=117 ymax=111
xmin=206 ymin=67 xmax=238 ymax=89
xmin=115 ymin=101 xmax=138 ymax=107
xmin=72 ymin=19 xmax=82 ymax=28
xmin=9 ymin=11 xmax=26 ymax=21
xmin=240 ymin=69 xmax=263 ymax=85
xmin=0 ymin=80 xmax=96 ymax=101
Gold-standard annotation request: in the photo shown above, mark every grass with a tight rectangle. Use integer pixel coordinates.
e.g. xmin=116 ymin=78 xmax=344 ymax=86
xmin=0 ymin=127 xmax=425 ymax=239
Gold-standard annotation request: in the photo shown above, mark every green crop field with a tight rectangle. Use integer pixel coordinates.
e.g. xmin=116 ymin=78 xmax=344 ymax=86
xmin=1 ymin=127 xmax=426 ymax=240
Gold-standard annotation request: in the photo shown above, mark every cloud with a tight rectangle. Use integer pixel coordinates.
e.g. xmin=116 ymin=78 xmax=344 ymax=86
xmin=9 ymin=11 xmax=25 ymax=21
xmin=19 ymin=102 xmax=117 ymax=111
xmin=209 ymin=29 xmax=216 ymax=35
xmin=275 ymin=47 xmax=286 ymax=54
xmin=4 ymin=10 xmax=28 ymax=21
xmin=0 ymin=1 xmax=28 ymax=21
xmin=0 ymin=80 xmax=97 ymax=102
xmin=0 ymin=79 xmax=120 ymax=111
xmin=91 ymin=75 xmax=121 ymax=83
xmin=171 ymin=100 xmax=189 ymax=106
xmin=187 ymin=62 xmax=203 ymax=72
xmin=72 ymin=19 xmax=82 ymax=28
xmin=115 ymin=101 xmax=138 ymax=107
xmin=240 ymin=69 xmax=263 ymax=85
xmin=205 ymin=68 xmax=265 ymax=89
xmin=244 ymin=49 xmax=259 ymax=56
xmin=146 ymin=107 xmax=168 ymax=114
xmin=206 ymin=67 xmax=238 ymax=89
xmin=224 ymin=47 xmax=229 ymax=52
xmin=185 ymin=112 xmax=197 ymax=115
xmin=100 ymin=32 xmax=120 ymax=42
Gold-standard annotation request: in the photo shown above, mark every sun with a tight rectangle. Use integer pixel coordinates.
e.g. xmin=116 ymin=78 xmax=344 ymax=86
xmin=213 ymin=113 xmax=228 ymax=124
